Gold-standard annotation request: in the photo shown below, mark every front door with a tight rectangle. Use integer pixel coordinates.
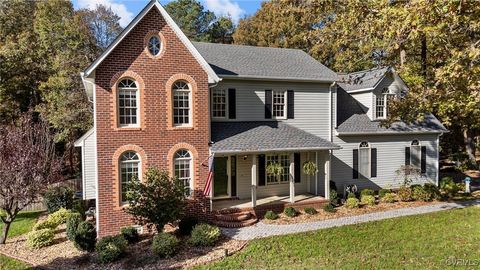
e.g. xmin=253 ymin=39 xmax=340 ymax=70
xmin=214 ymin=157 xmax=229 ymax=198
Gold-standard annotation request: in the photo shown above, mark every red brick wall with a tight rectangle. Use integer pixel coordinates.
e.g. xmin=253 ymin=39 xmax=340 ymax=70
xmin=95 ymin=7 xmax=211 ymax=237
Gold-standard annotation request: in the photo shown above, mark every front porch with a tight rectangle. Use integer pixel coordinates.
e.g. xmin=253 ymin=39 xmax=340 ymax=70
xmin=212 ymin=193 xmax=327 ymax=211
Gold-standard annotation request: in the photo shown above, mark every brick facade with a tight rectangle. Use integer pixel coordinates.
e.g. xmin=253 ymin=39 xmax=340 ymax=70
xmin=95 ymin=8 xmax=210 ymax=237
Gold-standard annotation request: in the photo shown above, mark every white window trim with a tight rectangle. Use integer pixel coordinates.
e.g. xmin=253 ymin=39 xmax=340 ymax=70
xmin=375 ymin=88 xmax=394 ymax=120
xmin=118 ymin=79 xmax=140 ymax=128
xmin=358 ymin=141 xmax=371 ymax=178
xmin=272 ymin=90 xmax=287 ymax=120
xmin=265 ymin=153 xmax=290 ymax=185
xmin=211 ymin=89 xmax=228 ymax=119
xmin=119 ymin=152 xmax=142 ymax=204
xmin=410 ymin=139 xmax=422 ymax=169
xmin=174 ymin=150 xmax=194 ymax=197
xmin=173 ymin=82 xmax=192 ymax=127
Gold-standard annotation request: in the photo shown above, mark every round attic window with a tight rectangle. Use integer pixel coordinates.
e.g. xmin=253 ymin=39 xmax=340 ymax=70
xmin=148 ymin=35 xmax=161 ymax=56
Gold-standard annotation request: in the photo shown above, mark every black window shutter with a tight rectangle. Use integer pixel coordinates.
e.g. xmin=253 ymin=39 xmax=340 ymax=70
xmin=353 ymin=149 xmax=358 ymax=179
xmin=371 ymin=148 xmax=377 ymax=178
xmin=265 ymin=90 xmax=272 ymax=119
xmin=294 ymin=153 xmax=301 ymax=183
xmin=405 ymin=147 xmax=410 ymax=166
xmin=228 ymin=88 xmax=236 ymax=119
xmin=258 ymin=155 xmax=266 ymax=186
xmin=421 ymin=146 xmax=427 ymax=174
xmin=287 ymin=90 xmax=294 ymax=119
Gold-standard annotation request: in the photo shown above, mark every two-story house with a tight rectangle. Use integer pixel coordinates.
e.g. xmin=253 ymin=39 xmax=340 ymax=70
xmin=75 ymin=0 xmax=447 ymax=236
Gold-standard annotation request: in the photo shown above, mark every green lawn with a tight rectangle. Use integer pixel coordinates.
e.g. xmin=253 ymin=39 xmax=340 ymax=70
xmin=196 ymin=207 xmax=480 ymax=270
xmin=0 ymin=211 xmax=42 ymax=270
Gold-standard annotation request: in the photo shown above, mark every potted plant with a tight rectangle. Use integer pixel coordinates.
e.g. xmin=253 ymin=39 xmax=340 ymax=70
xmin=302 ymin=161 xmax=318 ymax=175
xmin=266 ymin=162 xmax=284 ymax=182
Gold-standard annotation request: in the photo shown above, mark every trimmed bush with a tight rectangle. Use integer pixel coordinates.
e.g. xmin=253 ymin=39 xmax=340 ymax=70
xmin=48 ymin=208 xmax=72 ymax=225
xmin=323 ymin=203 xmax=337 ymax=213
xmin=74 ymin=221 xmax=97 ymax=252
xmin=412 ymin=186 xmax=431 ymax=201
xmin=304 ymin=207 xmax=317 ymax=215
xmin=347 ymin=192 xmax=357 ymax=199
xmin=96 ymin=235 xmax=128 ymax=264
xmin=423 ymin=183 xmax=441 ymax=200
xmin=72 ymin=199 xmax=87 ymax=221
xmin=360 ymin=189 xmax=374 ymax=197
xmin=151 ymin=232 xmax=179 ymax=258
xmin=361 ymin=195 xmax=376 ymax=206
xmin=189 ymin=224 xmax=221 ymax=247
xmin=397 ymin=186 xmax=413 ymax=202
xmin=33 ymin=219 xmax=58 ymax=231
xmin=329 ymin=189 xmax=338 ymax=205
xmin=178 ymin=216 xmax=198 ymax=236
xmin=381 ymin=193 xmax=396 ymax=203
xmin=66 ymin=212 xmax=82 ymax=241
xmin=264 ymin=210 xmax=278 ymax=220
xmin=121 ymin=227 xmax=139 ymax=244
xmin=43 ymin=186 xmax=74 ymax=213
xmin=26 ymin=229 xmax=54 ymax=249
xmin=345 ymin=198 xmax=360 ymax=209
xmin=440 ymin=177 xmax=460 ymax=198
xmin=283 ymin=207 xmax=297 ymax=218
xmin=378 ymin=189 xmax=390 ymax=198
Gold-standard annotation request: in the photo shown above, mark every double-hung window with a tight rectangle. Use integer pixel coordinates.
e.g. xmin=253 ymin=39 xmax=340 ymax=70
xmin=118 ymin=79 xmax=139 ymax=127
xmin=272 ymin=91 xmax=287 ymax=119
xmin=120 ymin=151 xmax=140 ymax=203
xmin=375 ymin=88 xmax=394 ymax=119
xmin=410 ymin=140 xmax=421 ymax=169
xmin=174 ymin=150 xmax=193 ymax=197
xmin=212 ymin=89 xmax=227 ymax=118
xmin=358 ymin=141 xmax=371 ymax=178
xmin=266 ymin=154 xmax=290 ymax=184
xmin=172 ymin=81 xmax=191 ymax=126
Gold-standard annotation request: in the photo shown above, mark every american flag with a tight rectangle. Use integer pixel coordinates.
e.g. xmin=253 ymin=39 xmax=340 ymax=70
xmin=203 ymin=154 xmax=214 ymax=197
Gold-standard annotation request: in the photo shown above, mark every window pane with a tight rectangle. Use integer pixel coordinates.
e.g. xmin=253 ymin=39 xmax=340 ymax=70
xmin=120 ymin=158 xmax=139 ymax=202
xmin=118 ymin=79 xmax=138 ymax=126
xmin=173 ymin=82 xmax=190 ymax=125
xmin=174 ymin=150 xmax=192 ymax=197
xmin=148 ymin=36 xmax=161 ymax=56
xmin=266 ymin=154 xmax=290 ymax=183
xmin=359 ymin=148 xmax=370 ymax=177
xmin=212 ymin=89 xmax=226 ymax=118
xmin=272 ymin=91 xmax=286 ymax=118
xmin=411 ymin=145 xmax=421 ymax=169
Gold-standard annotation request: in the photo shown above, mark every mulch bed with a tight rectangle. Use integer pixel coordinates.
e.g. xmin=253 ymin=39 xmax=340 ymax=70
xmin=0 ymin=220 xmax=247 ymax=270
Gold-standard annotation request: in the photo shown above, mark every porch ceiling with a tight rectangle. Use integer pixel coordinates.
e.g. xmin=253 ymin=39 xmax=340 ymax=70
xmin=211 ymin=121 xmax=340 ymax=154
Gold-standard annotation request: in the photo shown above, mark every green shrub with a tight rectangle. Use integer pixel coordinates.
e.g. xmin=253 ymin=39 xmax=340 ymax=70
xmin=412 ymin=186 xmax=431 ymax=201
xmin=423 ymin=183 xmax=441 ymax=200
xmin=74 ymin=221 xmax=96 ymax=252
xmin=96 ymin=235 xmax=128 ymax=264
xmin=360 ymin=189 xmax=374 ymax=197
xmin=381 ymin=193 xmax=396 ymax=203
xmin=178 ymin=216 xmax=198 ymax=236
xmin=189 ymin=224 xmax=221 ymax=247
xmin=345 ymin=198 xmax=360 ymax=209
xmin=120 ymin=227 xmax=139 ymax=244
xmin=304 ymin=207 xmax=317 ymax=215
xmin=66 ymin=212 xmax=82 ymax=241
xmin=48 ymin=208 xmax=72 ymax=225
xmin=378 ymin=189 xmax=390 ymax=198
xmin=322 ymin=203 xmax=337 ymax=213
xmin=72 ymin=199 xmax=87 ymax=221
xmin=151 ymin=232 xmax=179 ymax=258
xmin=26 ymin=229 xmax=54 ymax=249
xmin=397 ymin=186 xmax=413 ymax=202
xmin=33 ymin=219 xmax=58 ymax=231
xmin=329 ymin=189 xmax=338 ymax=205
xmin=347 ymin=192 xmax=357 ymax=199
xmin=264 ymin=210 xmax=278 ymax=220
xmin=361 ymin=195 xmax=376 ymax=206
xmin=283 ymin=207 xmax=297 ymax=218
xmin=440 ymin=177 xmax=460 ymax=198
xmin=43 ymin=186 xmax=74 ymax=213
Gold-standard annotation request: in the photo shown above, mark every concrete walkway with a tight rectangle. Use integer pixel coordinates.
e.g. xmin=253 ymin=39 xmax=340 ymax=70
xmin=222 ymin=200 xmax=480 ymax=240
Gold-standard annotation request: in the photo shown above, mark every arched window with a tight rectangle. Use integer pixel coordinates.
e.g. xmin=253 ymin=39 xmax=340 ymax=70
xmin=359 ymin=141 xmax=371 ymax=177
xmin=174 ymin=150 xmax=193 ymax=196
xmin=118 ymin=78 xmax=139 ymax=127
xmin=375 ymin=88 xmax=394 ymax=119
xmin=120 ymin=151 xmax=140 ymax=202
xmin=172 ymin=81 xmax=191 ymax=126
xmin=410 ymin=140 xmax=421 ymax=169
xmin=148 ymin=35 xmax=161 ymax=56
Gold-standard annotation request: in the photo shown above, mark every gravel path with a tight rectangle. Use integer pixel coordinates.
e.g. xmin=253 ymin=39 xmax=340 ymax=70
xmin=222 ymin=200 xmax=480 ymax=240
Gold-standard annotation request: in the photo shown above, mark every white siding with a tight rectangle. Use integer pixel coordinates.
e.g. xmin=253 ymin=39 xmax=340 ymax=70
xmin=331 ymin=134 xmax=439 ymax=193
xmin=211 ymin=80 xmax=332 ymax=139
xmin=350 ymin=92 xmax=373 ymax=119
xmin=82 ymin=131 xmax=97 ymax=200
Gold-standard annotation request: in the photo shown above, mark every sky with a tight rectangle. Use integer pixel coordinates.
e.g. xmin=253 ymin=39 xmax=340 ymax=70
xmin=72 ymin=0 xmax=263 ymax=27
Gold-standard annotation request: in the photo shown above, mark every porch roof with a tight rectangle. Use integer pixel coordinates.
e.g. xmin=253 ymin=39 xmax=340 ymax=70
xmin=211 ymin=121 xmax=340 ymax=154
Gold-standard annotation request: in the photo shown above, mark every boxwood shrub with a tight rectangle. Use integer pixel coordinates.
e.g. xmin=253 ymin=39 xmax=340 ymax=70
xmin=120 ymin=227 xmax=139 ymax=244
xmin=423 ymin=183 xmax=441 ymax=200
xmin=360 ymin=189 xmax=374 ymax=197
xmin=152 ymin=232 xmax=179 ymax=258
xmin=412 ymin=186 xmax=431 ymax=201
xmin=96 ymin=235 xmax=128 ymax=264
xmin=74 ymin=221 xmax=96 ymax=252
xmin=345 ymin=197 xmax=360 ymax=209
xmin=264 ymin=210 xmax=278 ymax=220
xmin=322 ymin=203 xmax=336 ymax=213
xmin=43 ymin=186 xmax=74 ymax=213
xmin=66 ymin=212 xmax=82 ymax=241
xmin=304 ymin=207 xmax=317 ymax=215
xmin=397 ymin=186 xmax=413 ymax=202
xmin=189 ymin=224 xmax=221 ymax=247
xmin=283 ymin=207 xmax=297 ymax=218
xmin=26 ymin=228 xmax=54 ymax=249
xmin=378 ymin=189 xmax=390 ymax=198
xmin=381 ymin=193 xmax=396 ymax=203
xmin=33 ymin=219 xmax=58 ymax=231
xmin=361 ymin=195 xmax=376 ymax=206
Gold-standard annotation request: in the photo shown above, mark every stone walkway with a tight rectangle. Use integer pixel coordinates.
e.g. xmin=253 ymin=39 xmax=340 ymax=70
xmin=222 ymin=200 xmax=480 ymax=240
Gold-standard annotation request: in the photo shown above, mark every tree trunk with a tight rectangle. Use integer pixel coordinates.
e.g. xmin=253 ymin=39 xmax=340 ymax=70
xmin=463 ymin=128 xmax=477 ymax=164
xmin=0 ymin=221 xmax=11 ymax=244
xmin=400 ymin=49 xmax=406 ymax=67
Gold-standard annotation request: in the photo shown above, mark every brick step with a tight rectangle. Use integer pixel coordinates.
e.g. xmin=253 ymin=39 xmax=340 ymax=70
xmin=212 ymin=217 xmax=258 ymax=228
xmin=214 ymin=212 xmax=252 ymax=222
xmin=215 ymin=207 xmax=252 ymax=215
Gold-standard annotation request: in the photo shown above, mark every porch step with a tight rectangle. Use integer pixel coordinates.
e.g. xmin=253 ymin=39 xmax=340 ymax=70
xmin=212 ymin=211 xmax=258 ymax=228
xmin=214 ymin=212 xmax=252 ymax=222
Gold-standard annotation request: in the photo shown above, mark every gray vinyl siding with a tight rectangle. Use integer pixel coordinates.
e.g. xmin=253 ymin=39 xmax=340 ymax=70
xmin=82 ymin=131 xmax=96 ymax=200
xmin=374 ymin=74 xmax=404 ymax=96
xmin=211 ymin=79 xmax=332 ymax=139
xmin=331 ymin=134 xmax=439 ymax=193
xmin=350 ymin=92 xmax=373 ymax=119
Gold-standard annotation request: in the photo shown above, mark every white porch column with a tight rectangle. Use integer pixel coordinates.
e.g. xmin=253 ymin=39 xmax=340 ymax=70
xmin=315 ymin=151 xmax=319 ymax=195
xmin=289 ymin=153 xmax=295 ymax=203
xmin=324 ymin=151 xmax=331 ymax=200
xmin=251 ymin=154 xmax=257 ymax=207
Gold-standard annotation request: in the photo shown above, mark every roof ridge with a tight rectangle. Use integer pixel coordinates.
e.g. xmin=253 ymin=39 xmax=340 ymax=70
xmin=192 ymin=41 xmax=307 ymax=53
xmin=346 ymin=66 xmax=389 ymax=76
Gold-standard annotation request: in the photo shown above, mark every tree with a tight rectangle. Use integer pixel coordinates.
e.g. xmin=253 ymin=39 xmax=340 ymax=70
xmin=124 ymin=168 xmax=186 ymax=232
xmin=207 ymin=16 xmax=235 ymax=44
xmin=78 ymin=4 xmax=123 ymax=51
xmin=165 ymin=0 xmax=215 ymax=41
xmin=0 ymin=112 xmax=62 ymax=244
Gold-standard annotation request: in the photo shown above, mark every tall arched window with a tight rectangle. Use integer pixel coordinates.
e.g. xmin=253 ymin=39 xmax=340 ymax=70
xmin=118 ymin=78 xmax=139 ymax=127
xmin=120 ymin=151 xmax=140 ymax=202
xmin=172 ymin=81 xmax=191 ymax=126
xmin=174 ymin=150 xmax=193 ymax=196
xmin=410 ymin=140 xmax=421 ymax=169
xmin=359 ymin=141 xmax=371 ymax=177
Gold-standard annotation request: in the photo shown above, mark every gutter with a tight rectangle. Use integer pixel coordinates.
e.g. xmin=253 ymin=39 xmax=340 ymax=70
xmin=219 ymin=74 xmax=337 ymax=84
xmin=212 ymin=146 xmax=342 ymax=155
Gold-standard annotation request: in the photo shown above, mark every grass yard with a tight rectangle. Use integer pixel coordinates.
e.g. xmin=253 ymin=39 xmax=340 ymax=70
xmin=0 ymin=211 xmax=42 ymax=270
xmin=196 ymin=207 xmax=480 ymax=270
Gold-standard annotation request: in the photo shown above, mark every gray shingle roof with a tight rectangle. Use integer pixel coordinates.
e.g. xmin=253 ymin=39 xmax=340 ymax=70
xmin=338 ymin=67 xmax=390 ymax=92
xmin=336 ymin=88 xmax=448 ymax=134
xmin=193 ymin=42 xmax=338 ymax=82
xmin=211 ymin=122 xmax=340 ymax=153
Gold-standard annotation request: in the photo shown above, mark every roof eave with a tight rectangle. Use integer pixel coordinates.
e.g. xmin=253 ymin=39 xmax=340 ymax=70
xmin=219 ymin=74 xmax=338 ymax=83
xmin=336 ymin=130 xmax=447 ymax=136
xmin=211 ymin=146 xmax=342 ymax=155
